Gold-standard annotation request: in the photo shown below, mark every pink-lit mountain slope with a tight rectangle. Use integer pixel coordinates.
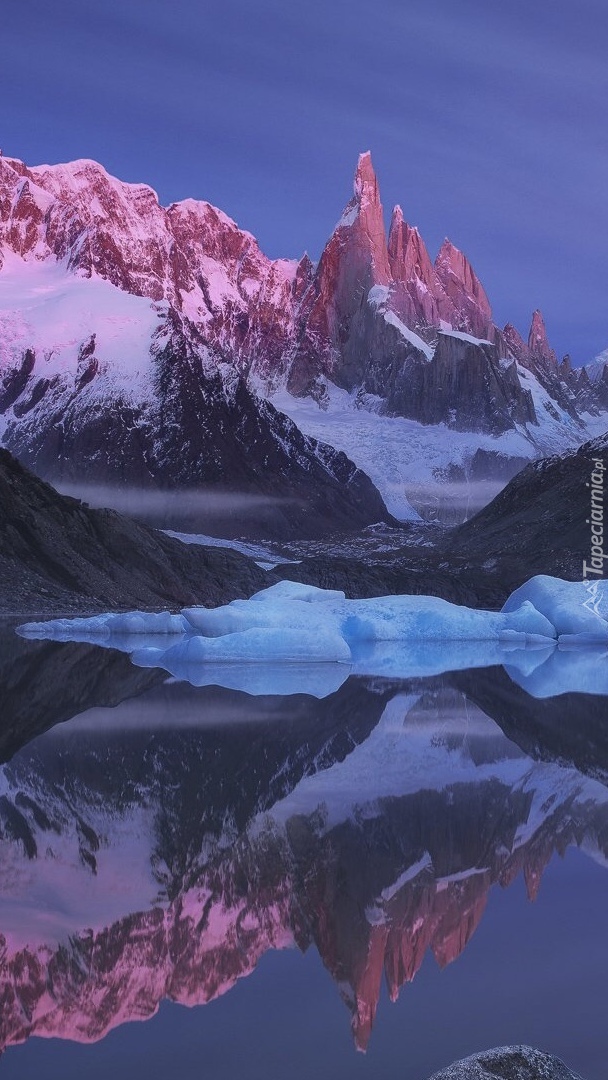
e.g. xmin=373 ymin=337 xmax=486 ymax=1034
xmin=0 ymin=151 xmax=606 ymax=527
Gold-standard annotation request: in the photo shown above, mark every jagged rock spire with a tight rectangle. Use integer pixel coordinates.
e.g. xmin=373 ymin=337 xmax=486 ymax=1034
xmin=388 ymin=205 xmax=449 ymax=327
xmin=354 ymin=150 xmax=381 ymax=203
xmin=340 ymin=150 xmax=391 ymax=284
xmin=434 ymin=239 xmax=493 ymax=338
xmin=528 ymin=309 xmax=557 ymax=368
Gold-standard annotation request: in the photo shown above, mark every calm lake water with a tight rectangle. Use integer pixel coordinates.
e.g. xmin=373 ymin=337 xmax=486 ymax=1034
xmin=1 ymin=626 xmax=607 ymax=1079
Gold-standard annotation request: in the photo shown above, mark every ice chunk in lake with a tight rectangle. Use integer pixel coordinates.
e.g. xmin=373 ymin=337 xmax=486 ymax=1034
xmin=182 ymin=589 xmax=556 ymax=644
xmin=20 ymin=580 xmax=560 ymax=653
xmin=25 ymin=576 xmax=606 ymax=648
xmin=502 ymin=576 xmax=608 ymax=640
xmin=182 ymin=581 xmax=347 ymax=634
xmin=19 ymin=610 xmax=189 ymax=643
xmin=341 ymin=596 xmax=555 ymax=643
xmin=247 ymin=580 xmax=347 ymax=604
xmin=17 ymin=575 xmax=608 ymax=700
xmin=181 ymin=597 xmax=338 ymax=637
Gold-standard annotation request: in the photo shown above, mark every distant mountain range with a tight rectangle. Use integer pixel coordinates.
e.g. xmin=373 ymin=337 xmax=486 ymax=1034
xmin=0 ymin=150 xmax=606 ymax=531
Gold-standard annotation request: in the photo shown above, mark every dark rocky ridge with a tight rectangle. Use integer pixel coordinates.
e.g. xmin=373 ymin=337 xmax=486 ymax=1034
xmin=444 ymin=430 xmax=608 ymax=581
xmin=0 ymin=449 xmax=272 ymax=614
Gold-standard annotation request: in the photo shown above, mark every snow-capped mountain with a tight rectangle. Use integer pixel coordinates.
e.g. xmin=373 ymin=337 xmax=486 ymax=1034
xmin=0 ymin=156 xmax=391 ymax=538
xmin=0 ymin=685 xmax=607 ymax=1055
xmin=0 ymin=150 xmax=606 ymax=528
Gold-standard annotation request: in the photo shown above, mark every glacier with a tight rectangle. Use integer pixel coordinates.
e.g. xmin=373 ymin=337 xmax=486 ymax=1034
xmin=17 ymin=576 xmax=608 ymax=698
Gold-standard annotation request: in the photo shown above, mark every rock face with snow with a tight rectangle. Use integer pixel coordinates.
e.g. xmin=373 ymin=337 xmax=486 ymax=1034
xmin=382 ymin=331 xmax=536 ymax=434
xmin=279 ymin=153 xmax=604 ymax=441
xmin=0 ymin=274 xmax=389 ymax=537
xmin=0 ymin=154 xmax=303 ymax=376
xmin=0 ymin=149 xmax=606 ymax=520
xmin=282 ymin=155 xmax=556 ymax=435
xmin=388 ymin=206 xmax=449 ymax=327
xmin=528 ymin=309 xmax=558 ymax=369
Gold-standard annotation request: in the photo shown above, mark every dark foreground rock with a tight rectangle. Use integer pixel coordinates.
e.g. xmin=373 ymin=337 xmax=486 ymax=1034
xmin=444 ymin=432 xmax=608 ymax=585
xmin=0 ymin=449 xmax=271 ymax=614
xmin=428 ymin=1045 xmax=582 ymax=1080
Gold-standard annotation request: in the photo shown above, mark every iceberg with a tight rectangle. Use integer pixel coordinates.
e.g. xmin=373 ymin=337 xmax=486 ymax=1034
xmin=20 ymin=580 xmax=557 ymax=652
xmin=16 ymin=576 xmax=608 ymax=697
xmin=19 ymin=610 xmax=189 ymax=644
xmin=502 ymin=576 xmax=608 ymax=641
xmin=186 ymin=580 xmax=557 ymax=646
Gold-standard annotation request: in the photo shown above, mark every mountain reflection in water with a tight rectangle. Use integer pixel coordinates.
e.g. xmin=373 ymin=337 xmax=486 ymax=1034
xmin=0 ymin=629 xmax=607 ymax=1078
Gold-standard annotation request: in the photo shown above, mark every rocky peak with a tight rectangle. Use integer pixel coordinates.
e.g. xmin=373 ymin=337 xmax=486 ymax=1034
xmin=340 ymin=150 xmax=391 ymax=285
xmin=294 ymin=252 xmax=315 ymax=295
xmin=434 ymin=238 xmax=493 ymax=338
xmin=287 ymin=153 xmax=392 ymax=389
xmin=503 ymin=322 xmax=529 ymax=362
xmin=388 ymin=206 xmax=450 ymax=327
xmin=354 ymin=151 xmax=380 ymax=204
xmin=388 ymin=206 xmax=433 ymax=284
xmin=528 ymin=309 xmax=557 ymax=369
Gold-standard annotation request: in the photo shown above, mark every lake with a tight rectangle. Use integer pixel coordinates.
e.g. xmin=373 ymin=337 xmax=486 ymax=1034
xmin=0 ymin=627 xmax=607 ymax=1079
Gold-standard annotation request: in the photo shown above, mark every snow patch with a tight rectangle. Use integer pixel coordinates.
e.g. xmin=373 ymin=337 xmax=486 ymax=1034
xmin=0 ymin=254 xmax=166 ymax=390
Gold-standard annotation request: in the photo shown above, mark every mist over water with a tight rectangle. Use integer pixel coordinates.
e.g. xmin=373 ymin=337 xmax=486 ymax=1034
xmin=54 ymin=482 xmax=302 ymax=537
xmin=56 ymin=477 xmax=512 ymax=534
xmin=405 ymin=479 xmax=508 ymax=523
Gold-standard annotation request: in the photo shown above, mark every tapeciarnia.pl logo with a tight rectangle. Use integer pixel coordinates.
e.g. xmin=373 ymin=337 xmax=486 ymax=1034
xmin=582 ymin=458 xmax=605 ymax=597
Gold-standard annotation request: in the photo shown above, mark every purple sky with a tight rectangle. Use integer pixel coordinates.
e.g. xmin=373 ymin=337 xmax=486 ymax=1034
xmin=2 ymin=0 xmax=607 ymax=362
